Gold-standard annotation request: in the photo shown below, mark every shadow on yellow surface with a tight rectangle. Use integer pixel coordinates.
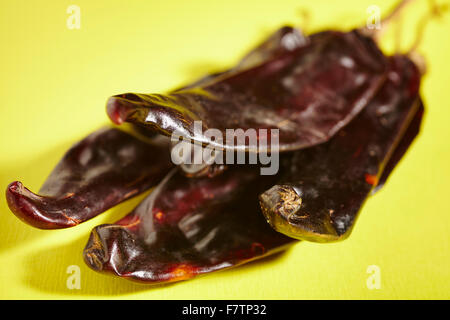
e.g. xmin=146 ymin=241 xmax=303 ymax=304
xmin=21 ymin=234 xmax=291 ymax=296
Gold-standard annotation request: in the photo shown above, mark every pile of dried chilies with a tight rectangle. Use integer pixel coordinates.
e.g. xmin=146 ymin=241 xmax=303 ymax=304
xmin=6 ymin=2 xmax=431 ymax=284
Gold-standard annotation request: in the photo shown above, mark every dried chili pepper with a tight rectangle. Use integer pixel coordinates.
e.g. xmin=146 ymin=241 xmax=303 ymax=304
xmin=106 ymin=28 xmax=388 ymax=154
xmin=4 ymin=0 xmax=431 ymax=286
xmin=259 ymin=55 xmax=422 ymax=242
xmin=83 ymin=167 xmax=294 ymax=283
xmin=6 ymin=128 xmax=173 ymax=229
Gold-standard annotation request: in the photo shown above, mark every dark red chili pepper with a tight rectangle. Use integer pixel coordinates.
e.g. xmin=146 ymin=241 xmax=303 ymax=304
xmin=4 ymin=0 xmax=430 ymax=286
xmin=6 ymin=128 xmax=173 ymax=229
xmin=83 ymin=166 xmax=294 ymax=284
xmin=259 ymin=55 xmax=422 ymax=242
xmin=106 ymin=28 xmax=388 ymax=154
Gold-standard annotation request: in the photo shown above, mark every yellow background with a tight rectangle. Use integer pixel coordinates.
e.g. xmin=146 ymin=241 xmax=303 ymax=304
xmin=0 ymin=0 xmax=449 ymax=299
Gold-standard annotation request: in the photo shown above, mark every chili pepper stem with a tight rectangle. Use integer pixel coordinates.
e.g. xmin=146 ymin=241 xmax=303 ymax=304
xmin=408 ymin=0 xmax=448 ymax=53
xmin=407 ymin=0 xmax=448 ymax=75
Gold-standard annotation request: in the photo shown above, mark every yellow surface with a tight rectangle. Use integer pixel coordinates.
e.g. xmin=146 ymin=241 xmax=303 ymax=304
xmin=0 ymin=0 xmax=449 ymax=299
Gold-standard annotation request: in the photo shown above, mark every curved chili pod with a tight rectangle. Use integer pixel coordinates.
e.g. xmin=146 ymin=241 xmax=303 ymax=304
xmin=107 ymin=28 xmax=388 ymax=153
xmin=6 ymin=128 xmax=173 ymax=229
xmin=83 ymin=167 xmax=294 ymax=284
xmin=259 ymin=55 xmax=422 ymax=242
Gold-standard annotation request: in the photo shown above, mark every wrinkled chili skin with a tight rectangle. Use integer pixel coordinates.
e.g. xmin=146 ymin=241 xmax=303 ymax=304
xmin=3 ymin=13 xmax=426 ymax=288
xmin=259 ymin=55 xmax=422 ymax=242
xmin=107 ymin=28 xmax=388 ymax=153
xmin=6 ymin=128 xmax=173 ymax=229
xmin=83 ymin=166 xmax=295 ymax=284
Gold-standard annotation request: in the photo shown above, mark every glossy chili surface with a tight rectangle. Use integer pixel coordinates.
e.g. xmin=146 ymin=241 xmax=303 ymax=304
xmin=84 ymin=167 xmax=295 ymax=284
xmin=107 ymin=28 xmax=388 ymax=153
xmin=6 ymin=128 xmax=173 ymax=229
